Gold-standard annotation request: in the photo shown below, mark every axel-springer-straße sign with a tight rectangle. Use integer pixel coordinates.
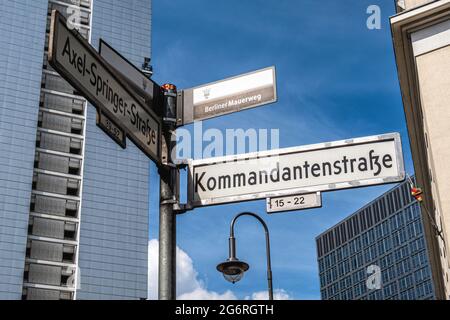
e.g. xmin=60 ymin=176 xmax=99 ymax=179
xmin=188 ymin=133 xmax=405 ymax=207
xmin=48 ymin=10 xmax=160 ymax=163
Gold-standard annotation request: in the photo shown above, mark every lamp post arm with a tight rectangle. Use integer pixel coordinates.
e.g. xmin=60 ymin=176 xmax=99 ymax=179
xmin=229 ymin=212 xmax=274 ymax=300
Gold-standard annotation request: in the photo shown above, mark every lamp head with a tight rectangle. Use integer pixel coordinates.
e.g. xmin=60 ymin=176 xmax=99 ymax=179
xmin=216 ymin=259 xmax=249 ymax=284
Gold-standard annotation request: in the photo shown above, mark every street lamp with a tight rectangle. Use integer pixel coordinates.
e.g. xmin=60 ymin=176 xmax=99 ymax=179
xmin=216 ymin=212 xmax=274 ymax=300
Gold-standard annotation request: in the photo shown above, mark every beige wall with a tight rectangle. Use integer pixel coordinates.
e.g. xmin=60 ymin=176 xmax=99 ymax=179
xmin=391 ymin=0 xmax=450 ymax=298
xmin=403 ymin=0 xmax=436 ymax=10
xmin=416 ymin=46 xmax=450 ymax=277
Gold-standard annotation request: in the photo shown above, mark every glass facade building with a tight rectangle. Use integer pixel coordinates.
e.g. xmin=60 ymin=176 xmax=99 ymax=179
xmin=316 ymin=179 xmax=435 ymax=300
xmin=0 ymin=0 xmax=49 ymax=299
xmin=0 ymin=0 xmax=151 ymax=299
xmin=77 ymin=0 xmax=151 ymax=300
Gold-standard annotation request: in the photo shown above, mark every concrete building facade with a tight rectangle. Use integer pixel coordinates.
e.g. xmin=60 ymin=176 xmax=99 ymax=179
xmin=391 ymin=0 xmax=450 ymax=299
xmin=0 ymin=0 xmax=151 ymax=300
xmin=316 ymin=179 xmax=435 ymax=300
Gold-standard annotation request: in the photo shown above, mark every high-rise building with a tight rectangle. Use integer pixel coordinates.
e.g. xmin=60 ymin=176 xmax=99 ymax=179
xmin=316 ymin=179 xmax=435 ymax=300
xmin=391 ymin=0 xmax=450 ymax=299
xmin=0 ymin=0 xmax=151 ymax=300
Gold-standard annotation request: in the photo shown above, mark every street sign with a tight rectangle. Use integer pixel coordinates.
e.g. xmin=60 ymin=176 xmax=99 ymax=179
xmin=96 ymin=109 xmax=126 ymax=148
xmin=179 ymin=66 xmax=277 ymax=125
xmin=99 ymin=39 xmax=162 ymax=110
xmin=266 ymin=192 xmax=322 ymax=213
xmin=48 ymin=10 xmax=161 ymax=164
xmin=187 ymin=133 xmax=405 ymax=208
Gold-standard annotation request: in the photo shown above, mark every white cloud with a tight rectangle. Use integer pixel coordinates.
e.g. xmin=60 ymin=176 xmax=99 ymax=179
xmin=178 ymin=288 xmax=237 ymax=300
xmin=245 ymin=289 xmax=293 ymax=300
xmin=148 ymin=239 xmax=236 ymax=300
xmin=148 ymin=239 xmax=292 ymax=300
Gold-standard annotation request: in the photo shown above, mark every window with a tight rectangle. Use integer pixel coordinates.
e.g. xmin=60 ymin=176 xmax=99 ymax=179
xmin=412 ymin=203 xmax=420 ymax=218
xmin=373 ymin=203 xmax=381 ymax=224
xmin=351 ymin=272 xmax=358 ymax=285
xmin=374 ymin=224 xmax=382 ymax=241
xmin=346 ymin=288 xmax=354 ymax=300
xmin=381 ymin=221 xmax=390 ymax=237
xmin=356 ymin=253 xmax=364 ymax=268
xmin=336 ymin=248 xmax=343 ymax=262
xmin=369 ymin=245 xmax=378 ymax=259
xmin=399 ymin=288 xmax=416 ymax=300
xmin=364 ymin=250 xmax=371 ymax=264
xmin=394 ymin=245 xmax=409 ymax=261
xmin=329 ymin=251 xmax=336 ymax=266
xmin=400 ymin=227 xmax=408 ymax=243
xmin=394 ymin=190 xmax=401 ymax=212
xmin=360 ymin=211 xmax=367 ymax=230
xmin=383 ymin=236 xmax=392 ymax=252
xmin=392 ymin=231 xmax=401 ymax=247
xmin=383 ymin=282 xmax=398 ymax=298
xmin=361 ymin=233 xmax=369 ymax=248
xmin=342 ymin=244 xmax=349 ymax=259
xmin=409 ymin=238 xmax=425 ymax=253
xmin=414 ymin=267 xmax=430 ymax=283
xmin=324 ymin=254 xmax=331 ymax=269
xmin=327 ymin=286 xmax=334 ymax=299
xmin=377 ymin=241 xmax=385 ymax=258
xmin=405 ymin=206 xmax=414 ymax=223
xmin=396 ymin=259 xmax=411 ymax=277
xmin=374 ymin=290 xmax=383 ymax=300
xmin=318 ymin=259 xmax=325 ymax=273
xmin=380 ymin=200 xmax=387 ymax=219
xmin=339 ymin=278 xmax=346 ymax=291
xmin=390 ymin=216 xmax=398 ymax=231
xmin=345 ymin=275 xmax=352 ymax=288
xmin=416 ymin=282 xmax=426 ymax=299
xmin=337 ymin=263 xmax=344 ymax=278
xmin=424 ymin=281 xmax=433 ymax=296
xmin=331 ymin=266 xmax=337 ymax=280
xmin=406 ymin=223 xmax=415 ymax=239
xmin=413 ymin=220 xmax=423 ymax=236
xmin=325 ymin=270 xmax=332 ymax=286
xmin=358 ymin=268 xmax=366 ymax=282
xmin=354 ymin=281 xmax=366 ymax=298
xmin=411 ymin=251 xmax=428 ymax=267
xmin=385 ymin=265 xmax=396 ymax=282
xmin=349 ymin=240 xmax=356 ymax=255
xmin=342 ymin=259 xmax=350 ymax=275
xmin=354 ymin=237 xmax=361 ymax=252
xmin=367 ymin=229 xmax=375 ymax=244
xmin=351 ymin=256 xmax=358 ymax=269
xmin=399 ymin=274 xmax=414 ymax=290
xmin=397 ymin=212 xmax=405 ymax=228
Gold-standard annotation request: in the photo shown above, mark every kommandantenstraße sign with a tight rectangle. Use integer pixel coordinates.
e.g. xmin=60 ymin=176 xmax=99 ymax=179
xmin=188 ymin=133 xmax=405 ymax=207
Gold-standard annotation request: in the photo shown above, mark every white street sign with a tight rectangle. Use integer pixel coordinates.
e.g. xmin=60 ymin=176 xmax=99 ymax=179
xmin=180 ymin=66 xmax=277 ymax=125
xmin=188 ymin=133 xmax=405 ymax=208
xmin=99 ymin=39 xmax=159 ymax=104
xmin=266 ymin=192 xmax=322 ymax=213
xmin=48 ymin=10 xmax=161 ymax=163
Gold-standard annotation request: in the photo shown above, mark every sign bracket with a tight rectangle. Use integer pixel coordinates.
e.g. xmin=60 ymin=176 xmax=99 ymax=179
xmin=171 ymin=158 xmax=193 ymax=214
xmin=173 ymin=202 xmax=194 ymax=215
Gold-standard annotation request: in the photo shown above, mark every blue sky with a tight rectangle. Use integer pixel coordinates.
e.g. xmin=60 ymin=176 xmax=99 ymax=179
xmin=148 ymin=0 xmax=413 ymax=300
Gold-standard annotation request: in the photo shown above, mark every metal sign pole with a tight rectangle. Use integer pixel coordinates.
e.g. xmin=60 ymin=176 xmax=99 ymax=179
xmin=158 ymin=84 xmax=178 ymax=300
